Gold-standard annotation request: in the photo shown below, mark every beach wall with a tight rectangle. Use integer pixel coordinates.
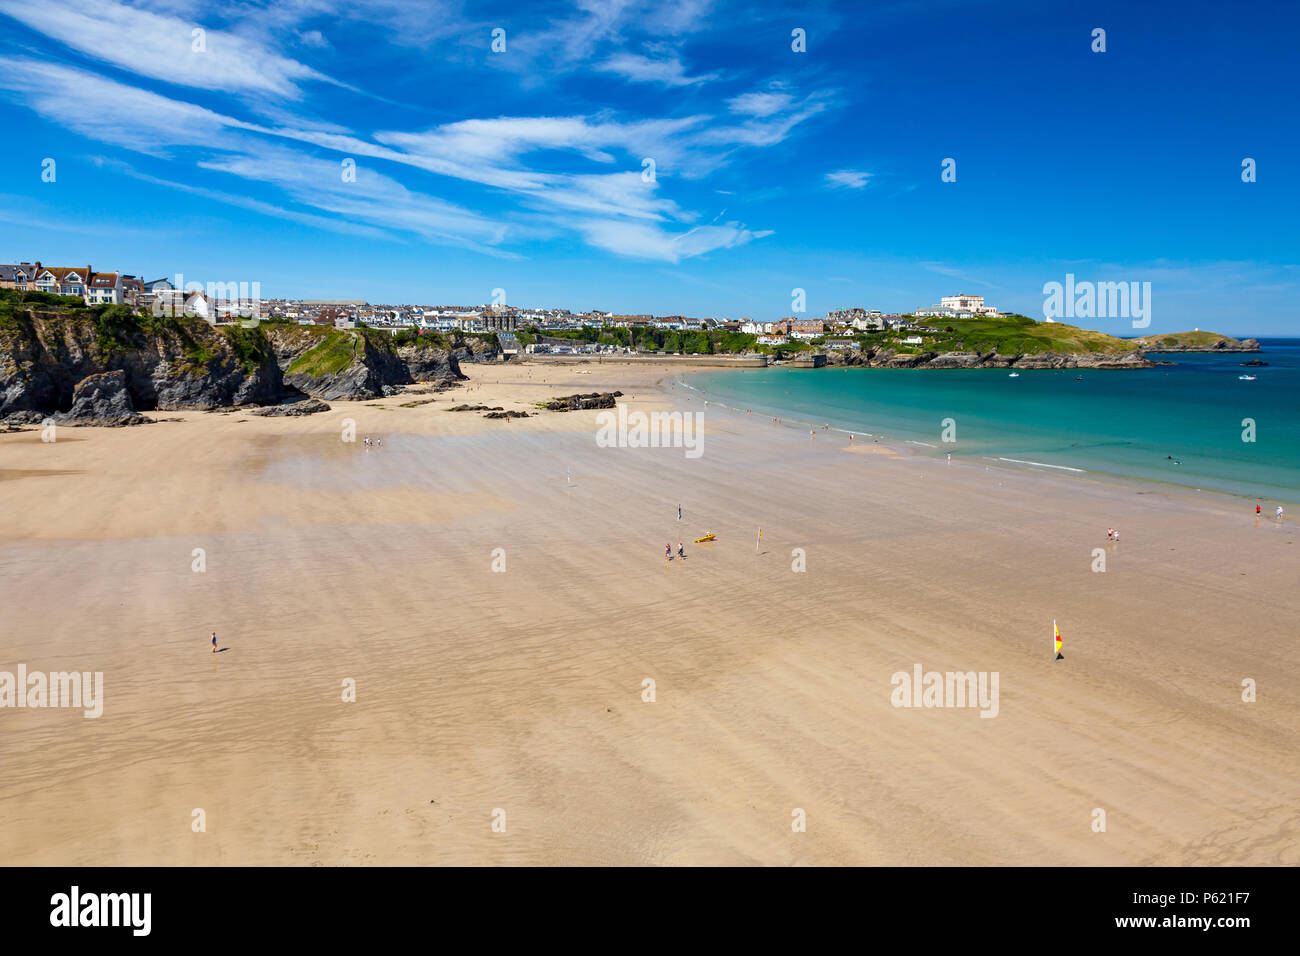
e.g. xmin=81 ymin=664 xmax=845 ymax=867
xmin=525 ymin=353 xmax=769 ymax=368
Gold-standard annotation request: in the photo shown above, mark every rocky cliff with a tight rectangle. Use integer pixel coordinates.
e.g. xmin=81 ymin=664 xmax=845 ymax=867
xmin=0 ymin=297 xmax=488 ymax=422
xmin=1131 ymin=332 xmax=1260 ymax=352
xmin=0 ymin=303 xmax=281 ymax=419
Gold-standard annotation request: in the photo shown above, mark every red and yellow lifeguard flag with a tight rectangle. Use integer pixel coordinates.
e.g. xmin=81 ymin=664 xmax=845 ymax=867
xmin=1054 ymin=620 xmax=1063 ymax=661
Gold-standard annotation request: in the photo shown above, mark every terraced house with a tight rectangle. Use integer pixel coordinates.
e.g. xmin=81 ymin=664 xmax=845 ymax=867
xmin=33 ymin=265 xmax=93 ymax=298
xmin=0 ymin=263 xmax=39 ymax=290
xmin=87 ymin=272 xmax=123 ymax=305
xmin=3 ymin=262 xmax=147 ymax=307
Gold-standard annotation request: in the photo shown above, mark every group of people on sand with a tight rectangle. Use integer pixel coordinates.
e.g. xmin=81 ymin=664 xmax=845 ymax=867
xmin=1256 ymin=504 xmax=1285 ymax=519
xmin=1106 ymin=528 xmax=1121 ymax=542
xmin=363 ymin=436 xmax=382 ymax=447
xmin=665 ymin=541 xmax=686 ymax=560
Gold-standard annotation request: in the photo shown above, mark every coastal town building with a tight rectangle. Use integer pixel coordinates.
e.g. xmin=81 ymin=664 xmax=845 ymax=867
xmin=789 ymin=318 xmax=826 ymax=340
xmin=33 ymin=266 xmax=93 ymax=298
xmin=917 ymin=294 xmax=1000 ymax=319
xmin=87 ymin=272 xmax=123 ymax=305
xmin=941 ymin=294 xmax=985 ymax=312
xmin=121 ymin=276 xmax=142 ymax=306
xmin=6 ymin=258 xmax=984 ymax=347
xmin=0 ymin=263 xmax=38 ymax=290
xmin=481 ymin=310 xmax=520 ymax=332
xmin=3 ymin=262 xmax=147 ymax=308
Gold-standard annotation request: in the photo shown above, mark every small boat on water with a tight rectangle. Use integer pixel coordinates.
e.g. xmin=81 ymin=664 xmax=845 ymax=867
xmin=694 ymin=532 xmax=716 ymax=543
xmin=1239 ymin=374 xmax=1257 ymax=381
xmin=1008 ymin=372 xmax=1020 ymax=378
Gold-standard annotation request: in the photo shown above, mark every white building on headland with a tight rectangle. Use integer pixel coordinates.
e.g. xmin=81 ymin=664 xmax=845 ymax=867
xmin=916 ymin=294 xmax=1001 ymax=318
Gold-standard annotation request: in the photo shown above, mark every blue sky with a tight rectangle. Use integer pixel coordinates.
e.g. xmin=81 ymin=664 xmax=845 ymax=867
xmin=1 ymin=0 xmax=1297 ymax=334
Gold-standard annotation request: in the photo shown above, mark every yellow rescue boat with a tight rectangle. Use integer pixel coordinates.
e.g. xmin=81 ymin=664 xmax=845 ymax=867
xmin=694 ymin=532 xmax=716 ymax=543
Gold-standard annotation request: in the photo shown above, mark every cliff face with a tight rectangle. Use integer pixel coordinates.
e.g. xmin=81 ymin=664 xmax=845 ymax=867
xmin=452 ymin=338 xmax=503 ymax=368
xmin=395 ymin=340 xmax=465 ymax=381
xmin=265 ymin=325 xmax=417 ymax=401
xmin=0 ymin=305 xmax=483 ymax=421
xmin=821 ymin=346 xmax=1151 ymax=369
xmin=0 ymin=307 xmax=281 ymax=418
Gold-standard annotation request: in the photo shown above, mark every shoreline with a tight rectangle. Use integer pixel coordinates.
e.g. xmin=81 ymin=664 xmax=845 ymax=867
xmin=666 ymin=362 xmax=1300 ymax=509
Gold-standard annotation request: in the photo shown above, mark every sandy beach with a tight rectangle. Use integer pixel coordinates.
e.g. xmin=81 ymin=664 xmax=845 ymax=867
xmin=1 ymin=359 xmax=1296 ymax=865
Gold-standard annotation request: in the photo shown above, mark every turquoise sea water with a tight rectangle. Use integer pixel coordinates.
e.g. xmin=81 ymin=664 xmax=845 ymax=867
xmin=689 ymin=339 xmax=1300 ymax=503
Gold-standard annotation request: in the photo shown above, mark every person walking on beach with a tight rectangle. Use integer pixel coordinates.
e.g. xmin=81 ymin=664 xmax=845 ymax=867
xmin=1277 ymin=506 xmax=1285 ymax=520
xmin=1257 ymin=505 xmax=1262 ymax=515
xmin=211 ymin=631 xmax=217 ymax=654
xmin=665 ymin=543 xmax=672 ymax=560
xmin=677 ymin=541 xmax=686 ymax=559
xmin=677 ymin=504 xmax=682 ymax=521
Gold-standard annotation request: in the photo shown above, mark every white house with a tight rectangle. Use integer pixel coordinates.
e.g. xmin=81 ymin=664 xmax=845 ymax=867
xmin=87 ymin=272 xmax=123 ymax=305
xmin=937 ymin=294 xmax=999 ymax=316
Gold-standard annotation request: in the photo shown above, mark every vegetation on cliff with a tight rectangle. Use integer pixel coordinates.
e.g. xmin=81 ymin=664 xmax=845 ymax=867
xmin=285 ymin=328 xmax=361 ymax=377
xmin=884 ymin=314 xmax=1143 ymax=356
xmin=1130 ymin=331 xmax=1259 ymax=351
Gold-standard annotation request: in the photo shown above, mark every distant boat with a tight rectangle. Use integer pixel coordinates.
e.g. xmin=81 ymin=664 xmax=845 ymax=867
xmin=1239 ymin=374 xmax=1257 ymax=381
xmin=1008 ymin=372 xmax=1020 ymax=378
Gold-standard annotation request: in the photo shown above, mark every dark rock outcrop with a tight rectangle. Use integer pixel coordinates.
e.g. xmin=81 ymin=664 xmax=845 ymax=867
xmin=451 ymin=338 xmax=502 ymax=368
xmin=483 ymin=410 xmax=530 ymax=419
xmin=58 ymin=370 xmax=148 ymax=426
xmin=396 ymin=341 xmax=464 ymax=382
xmin=249 ymin=398 xmax=331 ymax=417
xmin=543 ymin=391 xmax=622 ymax=411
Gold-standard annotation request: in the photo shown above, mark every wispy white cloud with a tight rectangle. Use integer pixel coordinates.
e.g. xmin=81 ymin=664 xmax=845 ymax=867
xmin=596 ymin=52 xmax=719 ymax=87
xmin=728 ymin=91 xmax=793 ymax=117
xmin=576 ymin=218 xmax=770 ymax=263
xmin=825 ymin=169 xmax=872 ymax=189
xmin=0 ymin=57 xmax=256 ymax=154
xmin=296 ymin=29 xmax=331 ymax=49
xmin=106 ymin=162 xmax=395 ymax=242
xmin=198 ymin=148 xmax=515 ymax=253
xmin=0 ymin=0 xmax=337 ymax=101
xmin=0 ymin=0 xmax=836 ymax=266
